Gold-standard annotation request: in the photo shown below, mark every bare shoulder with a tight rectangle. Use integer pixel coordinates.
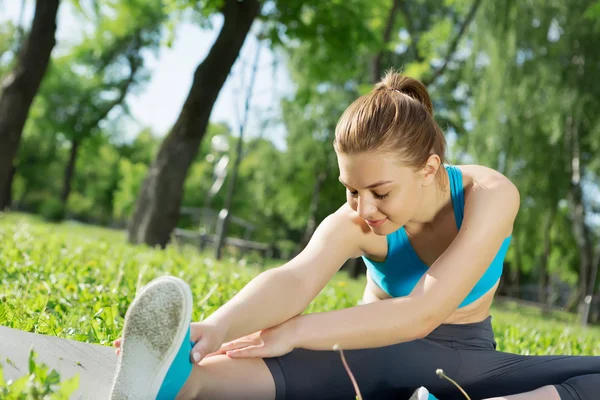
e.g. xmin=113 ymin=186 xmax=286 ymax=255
xmin=457 ymin=164 xmax=520 ymax=235
xmin=282 ymin=203 xmax=368 ymax=287
xmin=457 ymin=164 xmax=517 ymax=192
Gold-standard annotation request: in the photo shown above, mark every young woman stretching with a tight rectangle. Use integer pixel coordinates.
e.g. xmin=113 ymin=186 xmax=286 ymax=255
xmin=109 ymin=72 xmax=600 ymax=400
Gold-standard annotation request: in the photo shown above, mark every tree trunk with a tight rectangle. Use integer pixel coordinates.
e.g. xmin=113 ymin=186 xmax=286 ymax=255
xmin=128 ymin=0 xmax=260 ymax=248
xmin=591 ymin=249 xmax=600 ymax=323
xmin=61 ymin=139 xmax=80 ymax=206
xmin=1 ymin=165 xmax=16 ymax=210
xmin=565 ymin=114 xmax=594 ymax=305
xmin=538 ymin=209 xmax=555 ymax=305
xmin=0 ymin=0 xmax=60 ymax=210
xmin=508 ymin=233 xmax=522 ymax=298
xmin=294 ymin=171 xmax=327 ymax=256
xmin=371 ymin=0 xmax=400 ymax=83
xmin=214 ymin=31 xmax=263 ymax=260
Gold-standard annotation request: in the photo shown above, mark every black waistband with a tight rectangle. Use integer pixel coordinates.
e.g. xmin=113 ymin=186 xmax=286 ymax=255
xmin=425 ymin=315 xmax=497 ymax=350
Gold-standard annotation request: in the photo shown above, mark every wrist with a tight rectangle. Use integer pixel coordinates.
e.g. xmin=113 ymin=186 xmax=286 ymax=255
xmin=200 ymin=315 xmax=231 ymax=342
xmin=286 ymin=314 xmax=303 ymax=349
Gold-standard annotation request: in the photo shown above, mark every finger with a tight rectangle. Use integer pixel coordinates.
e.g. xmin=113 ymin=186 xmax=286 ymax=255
xmin=204 ymin=339 xmax=256 ymax=355
xmin=113 ymin=338 xmax=122 ymax=348
xmin=220 ymin=339 xmax=259 ymax=352
xmin=203 ymin=350 xmax=226 ymax=358
xmin=191 ymin=339 xmax=221 ymax=364
xmin=226 ymin=344 xmax=266 ymax=359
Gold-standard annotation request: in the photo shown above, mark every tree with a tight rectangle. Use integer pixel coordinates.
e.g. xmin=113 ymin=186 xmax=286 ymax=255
xmin=0 ymin=0 xmax=61 ymax=210
xmin=128 ymin=0 xmax=261 ymax=247
xmin=455 ymin=0 xmax=600 ymax=310
xmin=34 ymin=0 xmax=165 ymax=209
xmin=128 ymin=0 xmax=379 ymax=248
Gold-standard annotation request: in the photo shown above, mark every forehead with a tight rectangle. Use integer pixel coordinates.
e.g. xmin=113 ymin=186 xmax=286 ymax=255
xmin=337 ymin=152 xmax=412 ymax=187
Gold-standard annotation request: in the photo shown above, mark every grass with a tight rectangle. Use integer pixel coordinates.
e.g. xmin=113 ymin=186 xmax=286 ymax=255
xmin=1 ymin=211 xmax=599 ymax=397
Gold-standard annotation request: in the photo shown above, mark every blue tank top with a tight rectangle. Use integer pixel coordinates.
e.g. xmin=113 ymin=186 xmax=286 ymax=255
xmin=361 ymin=165 xmax=511 ymax=308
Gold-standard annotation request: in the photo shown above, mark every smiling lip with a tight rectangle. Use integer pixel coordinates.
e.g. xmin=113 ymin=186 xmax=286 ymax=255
xmin=366 ymin=218 xmax=387 ymax=227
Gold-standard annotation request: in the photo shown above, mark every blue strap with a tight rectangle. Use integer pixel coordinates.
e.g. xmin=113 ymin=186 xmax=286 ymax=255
xmin=446 ymin=165 xmax=464 ymax=230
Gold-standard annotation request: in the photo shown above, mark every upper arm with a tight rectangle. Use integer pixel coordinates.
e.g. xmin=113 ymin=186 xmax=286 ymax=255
xmin=412 ymin=173 xmax=520 ymax=330
xmin=279 ymin=206 xmax=364 ymax=303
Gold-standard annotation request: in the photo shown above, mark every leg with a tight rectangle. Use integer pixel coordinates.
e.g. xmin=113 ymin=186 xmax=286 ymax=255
xmin=458 ymin=349 xmax=600 ymax=400
xmin=484 ymin=374 xmax=600 ymax=400
xmin=180 ymin=337 xmax=464 ymax=400
xmin=485 ymin=386 xmax=560 ymax=400
xmin=177 ymin=355 xmax=277 ymax=400
xmin=255 ymin=338 xmax=465 ymax=400
xmin=110 ymin=276 xmax=278 ymax=400
xmin=554 ymin=374 xmax=600 ymax=400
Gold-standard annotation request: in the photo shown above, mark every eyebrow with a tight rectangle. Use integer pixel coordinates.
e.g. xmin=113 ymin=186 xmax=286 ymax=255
xmin=338 ymin=177 xmax=394 ymax=189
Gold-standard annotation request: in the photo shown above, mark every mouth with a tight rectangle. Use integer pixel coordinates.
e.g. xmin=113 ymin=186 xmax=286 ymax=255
xmin=366 ymin=218 xmax=387 ymax=227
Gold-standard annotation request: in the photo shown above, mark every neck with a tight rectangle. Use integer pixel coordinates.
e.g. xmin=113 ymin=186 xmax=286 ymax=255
xmin=405 ymin=168 xmax=451 ymax=231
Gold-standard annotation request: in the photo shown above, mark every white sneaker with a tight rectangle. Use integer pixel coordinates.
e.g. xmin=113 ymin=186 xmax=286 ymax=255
xmin=109 ymin=276 xmax=195 ymax=400
xmin=409 ymin=386 xmax=436 ymax=400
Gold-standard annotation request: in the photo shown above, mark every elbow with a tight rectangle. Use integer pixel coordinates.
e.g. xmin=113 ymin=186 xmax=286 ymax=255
xmin=416 ymin=314 xmax=438 ymax=339
xmin=413 ymin=305 xmax=443 ymax=340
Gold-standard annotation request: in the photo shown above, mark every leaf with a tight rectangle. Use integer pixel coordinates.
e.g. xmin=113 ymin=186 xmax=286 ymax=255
xmin=52 ymin=374 xmax=80 ymax=400
xmin=28 ymin=347 xmax=36 ymax=375
xmin=0 ymin=364 xmax=5 ymax=387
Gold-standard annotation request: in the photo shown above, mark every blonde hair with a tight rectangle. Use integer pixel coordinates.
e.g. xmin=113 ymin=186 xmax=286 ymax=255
xmin=333 ymin=70 xmax=446 ymax=170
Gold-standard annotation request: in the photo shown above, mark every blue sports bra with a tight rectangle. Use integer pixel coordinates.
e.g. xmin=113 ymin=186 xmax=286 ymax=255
xmin=361 ymin=164 xmax=511 ymax=308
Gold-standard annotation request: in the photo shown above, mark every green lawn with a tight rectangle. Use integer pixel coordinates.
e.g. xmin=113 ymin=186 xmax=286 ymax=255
xmin=1 ymin=212 xmax=599 ymax=396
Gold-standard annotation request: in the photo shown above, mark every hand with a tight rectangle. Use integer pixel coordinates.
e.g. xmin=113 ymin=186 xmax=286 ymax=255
xmin=113 ymin=321 xmax=228 ymax=364
xmin=189 ymin=321 xmax=228 ymax=363
xmin=204 ymin=318 xmax=297 ymax=359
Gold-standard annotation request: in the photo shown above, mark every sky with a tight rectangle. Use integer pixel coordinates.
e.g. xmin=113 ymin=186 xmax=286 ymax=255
xmin=0 ymin=1 xmax=293 ymax=149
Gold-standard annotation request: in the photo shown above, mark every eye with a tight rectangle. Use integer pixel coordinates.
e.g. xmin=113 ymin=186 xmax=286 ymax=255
xmin=347 ymin=189 xmax=358 ymax=197
xmin=374 ymin=192 xmax=389 ymax=200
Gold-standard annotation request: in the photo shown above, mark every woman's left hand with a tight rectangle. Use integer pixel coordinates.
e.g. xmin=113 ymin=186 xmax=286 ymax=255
xmin=204 ymin=318 xmax=298 ymax=359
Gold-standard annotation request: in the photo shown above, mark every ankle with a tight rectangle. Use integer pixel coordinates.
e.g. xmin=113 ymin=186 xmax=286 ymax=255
xmin=484 ymin=385 xmax=560 ymax=400
xmin=175 ymin=369 xmax=201 ymax=400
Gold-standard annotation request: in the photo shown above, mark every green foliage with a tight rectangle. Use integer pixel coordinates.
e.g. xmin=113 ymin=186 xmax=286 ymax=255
xmin=4 ymin=0 xmax=599 ymax=305
xmin=0 ymin=349 xmax=79 ymax=399
xmin=263 ymin=0 xmax=379 ymax=83
xmin=39 ymin=199 xmax=66 ymax=223
xmin=113 ymin=159 xmax=148 ymax=221
xmin=0 ymin=20 xmax=19 ymax=76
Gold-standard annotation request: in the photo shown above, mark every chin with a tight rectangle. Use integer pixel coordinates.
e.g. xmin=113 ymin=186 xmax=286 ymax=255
xmin=369 ymin=222 xmax=396 ymax=236
xmin=375 ymin=220 xmax=404 ymax=235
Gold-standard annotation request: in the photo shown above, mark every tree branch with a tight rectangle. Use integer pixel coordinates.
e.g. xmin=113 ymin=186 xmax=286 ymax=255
xmin=424 ymin=0 xmax=482 ymax=86
xmin=398 ymin=0 xmax=423 ymax=63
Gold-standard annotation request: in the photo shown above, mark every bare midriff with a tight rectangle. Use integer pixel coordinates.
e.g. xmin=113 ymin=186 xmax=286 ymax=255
xmin=362 ymin=270 xmax=497 ymax=325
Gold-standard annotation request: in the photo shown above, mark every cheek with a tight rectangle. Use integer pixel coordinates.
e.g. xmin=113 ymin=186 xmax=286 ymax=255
xmin=383 ymin=193 xmax=417 ymax=220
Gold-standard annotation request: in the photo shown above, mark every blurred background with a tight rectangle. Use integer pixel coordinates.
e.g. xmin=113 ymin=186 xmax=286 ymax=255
xmin=1 ymin=0 xmax=599 ymax=322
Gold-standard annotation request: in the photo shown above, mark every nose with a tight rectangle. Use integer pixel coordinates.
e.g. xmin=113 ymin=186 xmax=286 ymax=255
xmin=357 ymin=197 xmax=377 ymax=220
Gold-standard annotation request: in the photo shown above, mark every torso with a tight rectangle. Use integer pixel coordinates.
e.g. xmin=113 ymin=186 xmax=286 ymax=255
xmin=349 ymin=164 xmax=502 ymax=325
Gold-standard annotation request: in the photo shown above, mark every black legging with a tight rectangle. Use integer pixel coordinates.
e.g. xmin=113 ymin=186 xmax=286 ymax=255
xmin=263 ymin=316 xmax=600 ymax=400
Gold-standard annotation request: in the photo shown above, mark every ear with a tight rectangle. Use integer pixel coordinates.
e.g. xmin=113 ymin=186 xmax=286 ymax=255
xmin=420 ymin=154 xmax=441 ymax=186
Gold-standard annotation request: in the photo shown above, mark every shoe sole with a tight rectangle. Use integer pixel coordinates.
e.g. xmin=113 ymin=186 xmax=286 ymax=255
xmin=110 ymin=276 xmax=193 ymax=400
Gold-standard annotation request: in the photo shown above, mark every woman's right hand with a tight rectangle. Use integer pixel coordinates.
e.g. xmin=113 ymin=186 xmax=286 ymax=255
xmin=112 ymin=320 xmax=228 ymax=364
xmin=189 ymin=321 xmax=228 ymax=363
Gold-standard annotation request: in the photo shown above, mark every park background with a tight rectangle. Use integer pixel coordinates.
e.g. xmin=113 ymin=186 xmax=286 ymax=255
xmin=1 ymin=0 xmax=600 ymax=396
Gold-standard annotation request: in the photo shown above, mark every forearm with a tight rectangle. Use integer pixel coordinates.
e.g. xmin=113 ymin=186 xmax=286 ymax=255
xmin=203 ymin=268 xmax=309 ymax=342
xmin=293 ymin=298 xmax=432 ymax=351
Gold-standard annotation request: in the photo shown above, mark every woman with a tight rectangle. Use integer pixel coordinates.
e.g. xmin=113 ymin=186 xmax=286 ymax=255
xmin=110 ymin=72 xmax=599 ymax=400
